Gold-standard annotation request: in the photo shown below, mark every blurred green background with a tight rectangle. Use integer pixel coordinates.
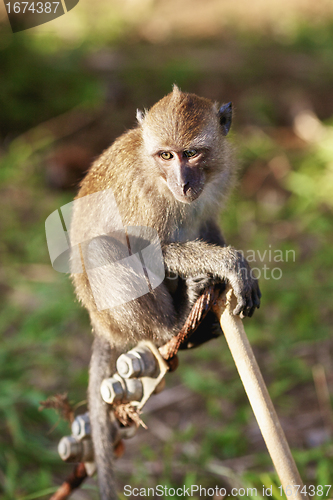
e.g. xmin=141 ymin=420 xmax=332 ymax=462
xmin=1 ymin=1 xmax=333 ymax=498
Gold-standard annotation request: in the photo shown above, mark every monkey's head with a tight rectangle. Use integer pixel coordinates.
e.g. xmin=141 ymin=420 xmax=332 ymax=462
xmin=137 ymin=85 xmax=232 ymax=204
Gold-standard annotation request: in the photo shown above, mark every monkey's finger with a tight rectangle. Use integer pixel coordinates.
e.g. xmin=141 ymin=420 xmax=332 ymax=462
xmin=253 ymin=286 xmax=261 ymax=309
xmin=242 ymin=302 xmax=254 ymax=317
xmin=247 ymin=287 xmax=261 ymax=317
xmin=244 ymin=289 xmax=255 ymax=315
xmin=233 ymin=286 xmax=258 ymax=317
xmin=232 ymin=294 xmax=247 ymax=316
xmin=253 ymin=295 xmax=261 ymax=309
xmin=248 ymin=305 xmax=256 ymax=318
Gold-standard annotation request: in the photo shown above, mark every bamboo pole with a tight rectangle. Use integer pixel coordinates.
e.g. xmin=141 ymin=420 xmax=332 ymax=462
xmin=213 ymin=288 xmax=309 ymax=500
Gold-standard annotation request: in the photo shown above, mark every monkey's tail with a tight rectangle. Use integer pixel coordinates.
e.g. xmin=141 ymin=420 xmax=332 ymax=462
xmin=89 ymin=335 xmax=119 ymax=500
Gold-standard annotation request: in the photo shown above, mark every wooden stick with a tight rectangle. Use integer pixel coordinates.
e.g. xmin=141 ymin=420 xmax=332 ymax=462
xmin=213 ymin=288 xmax=309 ymax=500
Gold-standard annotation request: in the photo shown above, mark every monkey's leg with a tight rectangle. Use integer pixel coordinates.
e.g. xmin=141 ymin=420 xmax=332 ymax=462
xmin=88 ymin=335 xmax=119 ymax=500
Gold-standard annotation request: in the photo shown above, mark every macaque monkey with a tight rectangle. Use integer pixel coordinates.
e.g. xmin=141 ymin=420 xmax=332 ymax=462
xmin=70 ymin=85 xmax=261 ymax=499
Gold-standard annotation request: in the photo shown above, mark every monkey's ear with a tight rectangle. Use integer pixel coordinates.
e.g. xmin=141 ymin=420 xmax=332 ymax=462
xmin=136 ymin=109 xmax=145 ymax=125
xmin=172 ymin=83 xmax=181 ymax=94
xmin=218 ymin=102 xmax=232 ymax=136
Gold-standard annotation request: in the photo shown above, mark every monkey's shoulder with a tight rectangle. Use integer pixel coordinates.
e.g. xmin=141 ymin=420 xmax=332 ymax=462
xmin=77 ymin=128 xmax=143 ymax=197
xmin=111 ymin=127 xmax=143 ymax=155
xmin=98 ymin=128 xmax=143 ymax=171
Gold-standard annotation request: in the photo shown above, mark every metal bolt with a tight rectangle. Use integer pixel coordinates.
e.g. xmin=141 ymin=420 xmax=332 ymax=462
xmin=124 ymin=377 xmax=143 ymax=402
xmin=71 ymin=412 xmax=91 ymax=440
xmin=109 ymin=411 xmax=139 ymax=444
xmin=117 ymin=346 xmax=158 ymax=379
xmin=101 ymin=374 xmax=143 ymax=404
xmin=58 ymin=436 xmax=94 ymax=463
xmin=116 ymin=353 xmax=142 ymax=378
xmin=100 ymin=375 xmax=125 ymax=404
xmin=119 ymin=423 xmax=138 ymax=440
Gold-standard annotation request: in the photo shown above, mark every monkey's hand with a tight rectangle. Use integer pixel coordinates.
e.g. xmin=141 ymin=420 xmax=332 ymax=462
xmin=222 ymin=247 xmax=261 ymax=318
xmin=162 ymin=242 xmax=261 ymax=319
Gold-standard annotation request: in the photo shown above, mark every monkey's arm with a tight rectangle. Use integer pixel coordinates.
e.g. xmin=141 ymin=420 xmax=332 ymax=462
xmin=198 ymin=218 xmax=226 ymax=246
xmin=162 ymin=241 xmax=261 ymax=318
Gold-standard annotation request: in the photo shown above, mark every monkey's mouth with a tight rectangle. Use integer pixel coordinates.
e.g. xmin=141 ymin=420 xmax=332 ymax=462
xmin=171 ymin=185 xmax=203 ymax=204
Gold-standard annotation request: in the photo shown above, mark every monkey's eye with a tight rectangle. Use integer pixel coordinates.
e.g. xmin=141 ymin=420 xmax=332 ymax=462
xmin=183 ymin=149 xmax=197 ymax=158
xmin=160 ymin=152 xmax=174 ymax=160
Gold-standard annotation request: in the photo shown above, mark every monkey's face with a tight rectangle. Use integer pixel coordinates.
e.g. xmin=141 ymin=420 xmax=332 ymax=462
xmin=139 ymin=86 xmax=233 ymax=204
xmin=154 ymin=149 xmax=206 ymax=204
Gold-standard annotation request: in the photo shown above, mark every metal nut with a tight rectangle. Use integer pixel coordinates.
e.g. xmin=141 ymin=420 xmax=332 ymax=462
xmin=116 ymin=352 xmax=142 ymax=378
xmin=101 ymin=374 xmax=143 ymax=404
xmin=100 ymin=375 xmax=125 ymax=404
xmin=124 ymin=377 xmax=143 ymax=402
xmin=58 ymin=436 xmax=94 ymax=462
xmin=117 ymin=347 xmax=158 ymax=379
xmin=71 ymin=412 xmax=91 ymax=439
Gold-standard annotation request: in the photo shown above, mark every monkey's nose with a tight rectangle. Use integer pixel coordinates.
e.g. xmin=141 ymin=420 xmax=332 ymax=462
xmin=182 ymin=182 xmax=190 ymax=195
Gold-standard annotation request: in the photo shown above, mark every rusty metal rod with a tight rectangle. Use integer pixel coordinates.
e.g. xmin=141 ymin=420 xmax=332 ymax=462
xmin=213 ymin=288 xmax=309 ymax=500
xmin=49 ymin=463 xmax=87 ymax=500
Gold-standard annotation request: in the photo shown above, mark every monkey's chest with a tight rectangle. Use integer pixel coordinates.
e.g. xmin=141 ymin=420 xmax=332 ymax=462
xmin=169 ymin=222 xmax=200 ymax=243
